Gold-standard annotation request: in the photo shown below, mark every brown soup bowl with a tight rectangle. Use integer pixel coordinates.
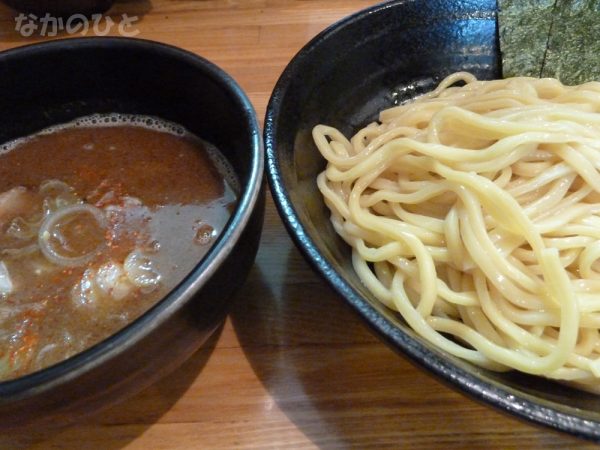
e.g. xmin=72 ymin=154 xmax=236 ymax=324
xmin=0 ymin=37 xmax=264 ymax=429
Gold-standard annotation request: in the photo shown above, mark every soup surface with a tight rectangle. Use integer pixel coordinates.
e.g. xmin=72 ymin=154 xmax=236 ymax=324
xmin=0 ymin=114 xmax=237 ymax=381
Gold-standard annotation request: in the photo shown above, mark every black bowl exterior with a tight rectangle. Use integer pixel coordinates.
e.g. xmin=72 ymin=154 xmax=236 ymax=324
xmin=265 ymin=0 xmax=600 ymax=442
xmin=1 ymin=0 xmax=115 ymax=16
xmin=0 ymin=37 xmax=264 ymax=428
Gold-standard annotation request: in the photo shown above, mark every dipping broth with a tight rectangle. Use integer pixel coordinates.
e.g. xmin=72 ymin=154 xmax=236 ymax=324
xmin=0 ymin=114 xmax=238 ymax=381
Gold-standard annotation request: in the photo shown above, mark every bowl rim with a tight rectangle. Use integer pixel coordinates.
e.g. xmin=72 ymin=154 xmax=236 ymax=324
xmin=264 ymin=0 xmax=600 ymax=441
xmin=0 ymin=36 xmax=264 ymax=397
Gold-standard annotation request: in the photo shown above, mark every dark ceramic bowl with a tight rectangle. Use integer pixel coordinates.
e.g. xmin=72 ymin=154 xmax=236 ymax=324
xmin=265 ymin=0 xmax=600 ymax=442
xmin=0 ymin=37 xmax=264 ymax=428
xmin=1 ymin=0 xmax=115 ymax=16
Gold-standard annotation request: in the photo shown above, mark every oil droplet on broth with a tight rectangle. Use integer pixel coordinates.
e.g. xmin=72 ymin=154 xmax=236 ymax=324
xmin=194 ymin=222 xmax=215 ymax=246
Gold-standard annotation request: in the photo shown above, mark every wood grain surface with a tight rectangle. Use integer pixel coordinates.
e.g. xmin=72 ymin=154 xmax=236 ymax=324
xmin=0 ymin=1 xmax=598 ymax=448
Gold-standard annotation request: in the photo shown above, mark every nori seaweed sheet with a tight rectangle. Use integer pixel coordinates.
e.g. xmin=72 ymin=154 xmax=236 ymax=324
xmin=542 ymin=0 xmax=600 ymax=84
xmin=498 ymin=0 xmax=556 ymax=78
xmin=499 ymin=0 xmax=600 ymax=84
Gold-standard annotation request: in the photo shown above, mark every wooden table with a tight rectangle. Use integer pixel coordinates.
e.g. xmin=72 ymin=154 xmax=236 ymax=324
xmin=0 ymin=1 xmax=598 ymax=448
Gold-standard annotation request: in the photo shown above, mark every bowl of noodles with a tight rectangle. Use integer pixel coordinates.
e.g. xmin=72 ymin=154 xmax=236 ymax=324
xmin=265 ymin=0 xmax=600 ymax=441
xmin=0 ymin=38 xmax=264 ymax=428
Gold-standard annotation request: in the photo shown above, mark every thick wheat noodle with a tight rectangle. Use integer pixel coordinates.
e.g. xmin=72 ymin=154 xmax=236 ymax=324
xmin=314 ymin=72 xmax=600 ymax=390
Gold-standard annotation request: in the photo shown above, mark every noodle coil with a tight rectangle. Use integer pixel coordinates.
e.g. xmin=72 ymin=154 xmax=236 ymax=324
xmin=314 ymin=72 xmax=600 ymax=390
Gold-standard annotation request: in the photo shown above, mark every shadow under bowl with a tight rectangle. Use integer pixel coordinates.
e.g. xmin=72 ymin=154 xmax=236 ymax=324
xmin=0 ymin=37 xmax=264 ymax=429
xmin=265 ymin=0 xmax=600 ymax=442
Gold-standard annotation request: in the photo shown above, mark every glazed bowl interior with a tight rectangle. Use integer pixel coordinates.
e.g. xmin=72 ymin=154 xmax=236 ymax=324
xmin=265 ymin=0 xmax=600 ymax=441
xmin=0 ymin=37 xmax=263 ymax=428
